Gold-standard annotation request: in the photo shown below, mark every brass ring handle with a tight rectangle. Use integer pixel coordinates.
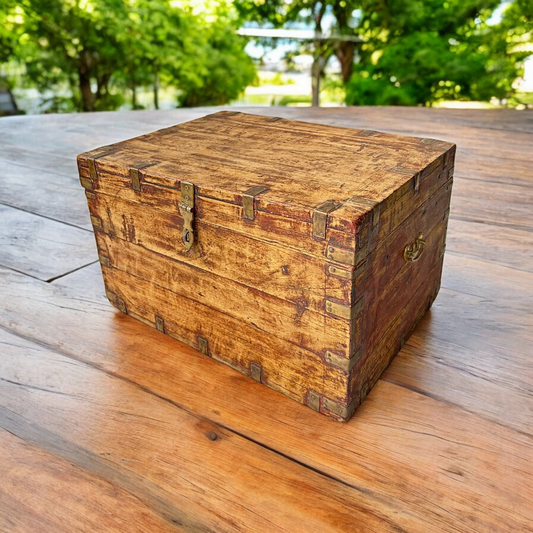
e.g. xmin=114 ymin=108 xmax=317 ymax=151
xmin=404 ymin=233 xmax=426 ymax=263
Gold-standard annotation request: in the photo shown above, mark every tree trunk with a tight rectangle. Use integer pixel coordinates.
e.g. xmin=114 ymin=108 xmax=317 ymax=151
xmin=311 ymin=54 xmax=326 ymax=107
xmin=154 ymin=73 xmax=159 ymax=110
xmin=78 ymin=50 xmax=94 ymax=112
xmin=335 ymin=42 xmax=356 ymax=83
xmin=131 ymin=84 xmax=137 ymax=109
xmin=79 ymin=71 xmax=93 ymax=112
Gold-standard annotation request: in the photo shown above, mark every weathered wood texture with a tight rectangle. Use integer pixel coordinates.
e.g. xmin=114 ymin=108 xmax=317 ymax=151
xmin=0 ymin=107 xmax=532 ymax=532
xmin=78 ymin=112 xmax=455 ymax=420
xmin=0 ymin=204 xmax=97 ymax=281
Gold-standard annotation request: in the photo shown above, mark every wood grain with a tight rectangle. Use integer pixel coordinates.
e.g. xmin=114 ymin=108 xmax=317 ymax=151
xmin=87 ymin=191 xmax=351 ymax=315
xmin=0 ymin=204 xmax=97 ymax=281
xmin=97 ymin=232 xmax=350 ymax=357
xmin=0 ymin=427 xmax=184 ymax=533
xmin=1 ymin=267 xmax=532 ymax=532
xmin=1 ymin=106 xmax=532 ymax=532
xmin=81 ymin=112 xmax=454 ymax=419
xmin=0 ymin=326 xmax=420 ymax=533
xmin=0 ymin=160 xmax=92 ymax=230
xmin=80 ymin=111 xmax=451 ymax=214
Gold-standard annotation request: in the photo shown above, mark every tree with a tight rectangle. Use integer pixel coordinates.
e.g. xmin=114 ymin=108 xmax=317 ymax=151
xmin=235 ymin=0 xmax=348 ymax=106
xmin=0 ymin=1 xmax=20 ymax=66
xmin=236 ymin=0 xmax=527 ymax=107
xmin=5 ymin=0 xmax=255 ymax=112
xmin=178 ymin=10 xmax=256 ymax=107
xmin=15 ymin=0 xmax=132 ymax=111
xmin=345 ymin=0 xmax=523 ymax=106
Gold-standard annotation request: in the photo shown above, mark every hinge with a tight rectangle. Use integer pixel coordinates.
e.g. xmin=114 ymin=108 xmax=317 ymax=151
xmin=198 ymin=336 xmax=208 ymax=355
xmin=85 ymin=145 xmax=116 ymax=181
xmin=312 ymin=200 xmax=341 ymax=240
xmin=327 ymin=264 xmax=353 ymax=280
xmin=414 ymin=172 xmax=421 ymax=197
xmin=354 ymin=242 xmax=369 ymax=266
xmin=325 ymin=296 xmax=364 ymax=320
xmin=327 ymin=260 xmax=367 ymax=281
xmin=179 ymin=181 xmax=195 ymax=252
xmin=242 ymin=185 xmax=269 ymax=221
xmin=90 ymin=215 xmax=104 ymax=231
xmin=105 ymin=288 xmax=127 ymax=314
xmin=306 ymin=391 xmax=356 ymax=421
xmin=129 ymin=161 xmax=158 ymax=192
xmin=447 ymin=166 xmax=454 ymax=179
xmin=80 ymin=177 xmax=94 ymax=191
xmin=307 ymin=390 xmax=321 ymax=412
xmin=322 ymin=397 xmax=356 ymax=421
xmin=98 ymin=254 xmax=111 ymax=267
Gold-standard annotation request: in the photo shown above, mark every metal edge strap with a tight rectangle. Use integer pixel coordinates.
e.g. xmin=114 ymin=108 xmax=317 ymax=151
xmin=242 ymin=185 xmax=269 ymax=221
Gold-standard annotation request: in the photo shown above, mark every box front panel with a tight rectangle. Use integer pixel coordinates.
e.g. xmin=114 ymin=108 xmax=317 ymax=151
xmin=86 ymin=192 xmax=354 ymax=320
xmin=95 ymin=231 xmax=350 ymax=359
xmin=101 ymin=263 xmax=351 ymax=419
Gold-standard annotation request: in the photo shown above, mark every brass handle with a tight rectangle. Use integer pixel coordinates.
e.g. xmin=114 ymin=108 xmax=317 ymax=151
xmin=404 ymin=233 xmax=426 ymax=262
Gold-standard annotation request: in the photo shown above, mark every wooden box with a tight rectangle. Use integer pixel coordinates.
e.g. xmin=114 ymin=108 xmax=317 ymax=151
xmin=77 ymin=111 xmax=455 ymax=421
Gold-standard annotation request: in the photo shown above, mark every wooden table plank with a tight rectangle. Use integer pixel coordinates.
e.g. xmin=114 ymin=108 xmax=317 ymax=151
xmin=1 ymin=107 xmax=532 ymax=533
xmin=0 ymin=327 xmax=414 ymax=533
xmin=447 ymin=218 xmax=533 ymax=273
xmin=450 ymin=177 xmax=533 ymax=230
xmin=0 ymin=427 xmax=184 ymax=533
xmin=0 ymin=160 xmax=92 ymax=230
xmin=0 ymin=205 xmax=97 ymax=281
xmin=0 ymin=145 xmax=77 ymax=178
xmin=1 ymin=266 xmax=532 ymax=533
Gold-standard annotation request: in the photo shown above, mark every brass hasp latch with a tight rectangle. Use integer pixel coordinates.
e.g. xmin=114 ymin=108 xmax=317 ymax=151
xmin=179 ymin=181 xmax=195 ymax=251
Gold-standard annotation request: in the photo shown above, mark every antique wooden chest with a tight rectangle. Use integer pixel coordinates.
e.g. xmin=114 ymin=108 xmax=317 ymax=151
xmin=78 ymin=111 xmax=455 ymax=421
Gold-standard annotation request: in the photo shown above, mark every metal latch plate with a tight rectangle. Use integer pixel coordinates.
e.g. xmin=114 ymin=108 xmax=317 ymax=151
xmin=179 ymin=181 xmax=195 ymax=251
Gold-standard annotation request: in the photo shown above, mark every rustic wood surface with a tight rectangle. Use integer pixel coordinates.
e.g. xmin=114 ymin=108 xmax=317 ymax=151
xmin=0 ymin=107 xmax=532 ymax=532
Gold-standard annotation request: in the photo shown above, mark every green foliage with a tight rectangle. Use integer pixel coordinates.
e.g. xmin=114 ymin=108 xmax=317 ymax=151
xmin=277 ymin=94 xmax=312 ymax=105
xmin=2 ymin=0 xmax=255 ymax=112
xmin=0 ymin=0 xmax=20 ymax=66
xmin=236 ymin=0 xmax=529 ymax=106
xmin=346 ymin=0 xmax=524 ymax=106
xmin=178 ymin=9 xmax=256 ymax=107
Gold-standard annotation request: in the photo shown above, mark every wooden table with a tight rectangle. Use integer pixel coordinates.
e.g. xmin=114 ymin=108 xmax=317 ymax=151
xmin=1 ymin=107 xmax=532 ymax=533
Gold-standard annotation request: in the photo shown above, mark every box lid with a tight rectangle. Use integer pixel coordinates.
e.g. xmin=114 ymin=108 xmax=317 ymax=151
xmin=78 ymin=111 xmax=454 ymax=262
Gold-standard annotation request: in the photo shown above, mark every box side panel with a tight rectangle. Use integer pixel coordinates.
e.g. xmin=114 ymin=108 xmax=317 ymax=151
xmin=349 ymin=259 xmax=444 ymax=409
xmin=353 ymin=179 xmax=452 ymax=354
xmin=101 ymin=264 xmax=351 ymax=420
xmin=346 ymin=154 xmax=454 ymax=413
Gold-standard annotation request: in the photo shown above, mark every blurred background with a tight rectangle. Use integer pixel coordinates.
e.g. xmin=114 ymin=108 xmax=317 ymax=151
xmin=0 ymin=0 xmax=532 ymax=115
